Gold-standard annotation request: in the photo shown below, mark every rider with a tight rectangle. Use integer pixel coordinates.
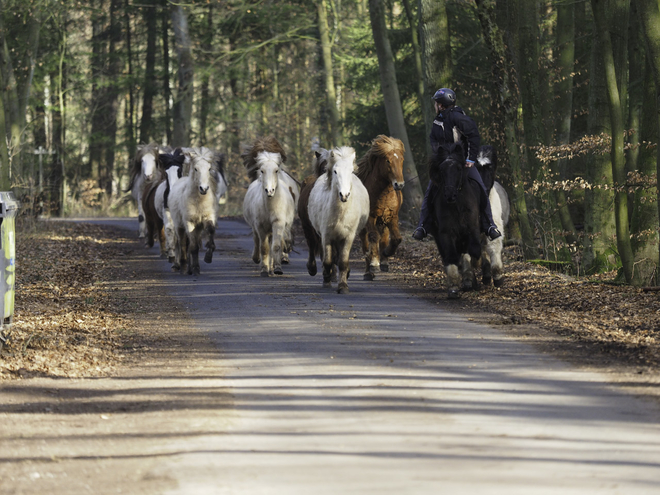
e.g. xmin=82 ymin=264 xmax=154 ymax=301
xmin=412 ymin=88 xmax=502 ymax=241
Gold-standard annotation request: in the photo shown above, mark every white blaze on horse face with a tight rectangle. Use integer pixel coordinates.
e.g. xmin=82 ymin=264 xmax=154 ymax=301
xmin=165 ymin=165 xmax=181 ymax=186
xmin=193 ymin=159 xmax=212 ymax=195
xmin=390 ymin=152 xmax=405 ymax=191
xmin=257 ymin=152 xmax=281 ymax=198
xmin=331 ymin=149 xmax=356 ymax=202
xmin=141 ymin=154 xmax=157 ymax=181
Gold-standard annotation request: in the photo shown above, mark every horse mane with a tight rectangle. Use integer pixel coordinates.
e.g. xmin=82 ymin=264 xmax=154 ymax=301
xmin=429 ymin=143 xmax=465 ymax=185
xmin=160 ymin=148 xmax=186 ymax=169
xmin=242 ymin=136 xmax=288 ymax=182
xmin=326 ymin=146 xmax=356 ymax=187
xmin=313 ymin=148 xmax=330 ymax=177
xmin=356 ymin=135 xmax=404 ymax=181
xmin=126 ymin=142 xmax=160 ymax=191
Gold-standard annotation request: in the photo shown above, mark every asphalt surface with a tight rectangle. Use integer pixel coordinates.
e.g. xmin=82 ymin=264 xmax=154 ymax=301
xmin=2 ymin=217 xmax=660 ymax=494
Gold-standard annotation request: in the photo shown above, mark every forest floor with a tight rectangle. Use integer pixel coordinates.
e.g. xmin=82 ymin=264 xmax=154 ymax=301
xmin=1 ymin=218 xmax=659 ymax=385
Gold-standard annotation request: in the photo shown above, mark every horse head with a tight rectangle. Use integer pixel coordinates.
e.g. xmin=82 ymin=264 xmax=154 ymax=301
xmin=476 ymin=145 xmax=497 ymax=192
xmin=430 ymin=144 xmax=465 ymax=204
xmin=328 ymin=146 xmax=357 ymax=203
xmin=256 ymin=151 xmax=283 ymax=198
xmin=140 ymin=146 xmax=159 ymax=181
xmin=190 ymin=152 xmax=215 ymax=196
xmin=381 ymin=137 xmax=405 ymax=191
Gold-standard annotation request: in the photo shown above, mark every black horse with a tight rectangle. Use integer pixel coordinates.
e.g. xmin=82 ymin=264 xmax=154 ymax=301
xmin=428 ymin=144 xmax=482 ymax=298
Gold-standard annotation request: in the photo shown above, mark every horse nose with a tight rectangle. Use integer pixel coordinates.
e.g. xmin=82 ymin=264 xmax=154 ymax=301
xmin=265 ymin=187 xmax=275 ymax=197
xmin=340 ymin=191 xmax=350 ymax=202
xmin=393 ymin=181 xmax=405 ymax=191
xmin=199 ymin=186 xmax=209 ymax=195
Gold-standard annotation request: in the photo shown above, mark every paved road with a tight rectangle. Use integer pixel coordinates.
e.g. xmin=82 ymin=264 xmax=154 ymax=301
xmin=2 ymin=218 xmax=660 ymax=494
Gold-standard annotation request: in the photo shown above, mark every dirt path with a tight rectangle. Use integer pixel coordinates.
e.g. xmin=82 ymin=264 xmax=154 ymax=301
xmin=2 ymin=219 xmax=660 ymax=494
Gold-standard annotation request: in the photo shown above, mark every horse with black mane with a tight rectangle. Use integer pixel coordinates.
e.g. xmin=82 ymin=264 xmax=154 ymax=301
xmin=428 ymin=143 xmax=482 ymax=298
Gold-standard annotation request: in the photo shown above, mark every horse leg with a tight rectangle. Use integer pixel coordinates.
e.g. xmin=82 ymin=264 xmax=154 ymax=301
xmin=203 ymin=221 xmax=215 ymax=264
xmin=360 ymin=226 xmax=374 ymax=281
xmin=486 ymin=236 xmax=505 ymax=287
xmin=445 ymin=263 xmax=461 ymax=299
xmin=158 ymin=224 xmax=167 ymax=258
xmin=306 ymin=233 xmax=318 ymax=276
xmin=460 ymin=253 xmax=478 ymax=291
xmin=186 ymin=224 xmax=201 ymax=276
xmin=381 ymin=221 xmax=402 ymax=272
xmin=271 ymin=222 xmax=285 ymax=275
xmin=481 ymin=239 xmax=493 ymax=286
xmin=337 ymin=237 xmax=353 ymax=294
xmin=260 ymin=231 xmax=271 ymax=277
xmin=322 ymin=243 xmax=333 ymax=288
xmin=176 ymin=226 xmax=188 ymax=274
xmin=137 ymin=200 xmax=147 ymax=239
xmin=164 ymin=213 xmax=176 ymax=263
xmin=252 ymin=232 xmax=261 ymax=264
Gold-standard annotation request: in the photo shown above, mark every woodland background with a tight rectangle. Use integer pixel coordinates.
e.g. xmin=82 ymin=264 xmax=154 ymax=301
xmin=1 ymin=0 xmax=660 ymax=287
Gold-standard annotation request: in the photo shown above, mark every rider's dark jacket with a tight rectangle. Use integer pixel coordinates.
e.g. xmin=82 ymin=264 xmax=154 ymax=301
xmin=430 ymin=105 xmax=480 ymax=162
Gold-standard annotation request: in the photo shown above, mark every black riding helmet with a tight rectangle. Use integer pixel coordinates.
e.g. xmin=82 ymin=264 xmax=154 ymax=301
xmin=433 ymin=88 xmax=456 ymax=107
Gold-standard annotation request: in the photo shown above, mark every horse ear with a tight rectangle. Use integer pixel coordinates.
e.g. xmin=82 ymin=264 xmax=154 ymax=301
xmin=315 ymin=151 xmax=321 ymax=158
xmin=330 ymin=150 xmax=335 ymax=158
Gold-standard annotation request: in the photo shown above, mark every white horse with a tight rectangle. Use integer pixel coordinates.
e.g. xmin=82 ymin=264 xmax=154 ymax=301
xmin=127 ymin=143 xmax=163 ymax=238
xmin=182 ymin=147 xmax=228 ymax=207
xmin=242 ymin=151 xmax=296 ymax=276
xmin=308 ymin=146 xmax=369 ymax=294
xmin=481 ymin=181 xmax=510 ymax=287
xmin=168 ymin=147 xmax=220 ymax=275
xmin=154 ymin=149 xmax=185 ymax=263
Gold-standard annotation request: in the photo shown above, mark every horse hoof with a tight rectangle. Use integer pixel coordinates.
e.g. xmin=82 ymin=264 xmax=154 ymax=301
xmin=193 ymin=268 xmax=200 ymax=276
xmin=380 ymin=263 xmax=389 ymax=272
xmin=171 ymin=265 xmax=179 ymax=272
xmin=448 ymin=289 xmax=461 ymax=299
xmin=323 ymin=281 xmax=332 ymax=288
xmin=337 ymin=285 xmax=349 ymax=294
xmin=494 ymin=277 xmax=504 ymax=288
xmin=282 ymin=256 xmax=290 ymax=265
xmin=307 ymin=266 xmax=317 ymax=277
xmin=260 ymin=271 xmax=269 ymax=277
xmin=363 ymin=272 xmax=375 ymax=281
xmin=482 ymin=276 xmax=492 ymax=286
xmin=274 ymin=268 xmax=284 ymax=275
xmin=204 ymin=251 xmax=213 ymax=264
xmin=252 ymin=256 xmax=260 ymax=264
xmin=168 ymin=256 xmax=175 ymax=263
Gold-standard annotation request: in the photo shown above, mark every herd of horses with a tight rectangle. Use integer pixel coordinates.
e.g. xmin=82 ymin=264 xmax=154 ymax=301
xmin=128 ymin=136 xmax=509 ymax=298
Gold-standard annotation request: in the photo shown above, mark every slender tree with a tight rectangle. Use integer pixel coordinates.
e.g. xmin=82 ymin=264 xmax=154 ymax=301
xmin=475 ymin=0 xmax=537 ymax=259
xmin=368 ymin=0 xmax=423 ymax=219
xmin=590 ymin=0 xmax=634 ymax=283
xmin=317 ymin=0 xmax=343 ymax=146
xmin=139 ymin=0 xmax=158 ymax=144
xmin=171 ymin=4 xmax=194 ymax=147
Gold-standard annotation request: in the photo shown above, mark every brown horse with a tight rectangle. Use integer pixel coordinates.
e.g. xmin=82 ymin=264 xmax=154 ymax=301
xmin=298 ymin=148 xmax=330 ymax=276
xmin=357 ymin=135 xmax=405 ymax=280
xmin=141 ymin=177 xmax=167 ymax=258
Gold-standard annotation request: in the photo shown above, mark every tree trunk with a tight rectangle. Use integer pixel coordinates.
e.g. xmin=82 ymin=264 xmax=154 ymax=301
xmin=0 ymin=4 xmax=42 ymax=181
xmin=124 ymin=0 xmax=135 ymax=161
xmin=590 ymin=0 xmax=634 ymax=283
xmin=553 ymin=0 xmax=578 ymax=245
xmin=417 ymin=0 xmax=452 ymax=174
xmin=475 ymin=0 xmax=537 ymax=260
xmin=401 ymin=0 xmax=424 ymax=111
xmin=162 ymin=0 xmax=172 ymax=145
xmin=139 ymin=0 xmax=157 ymax=145
xmin=583 ymin=10 xmax=617 ymax=274
xmin=637 ymin=0 xmax=660 ymax=285
xmin=198 ymin=4 xmax=213 ymax=147
xmin=317 ymin=0 xmax=342 ymax=146
xmin=89 ymin=0 xmax=108 ymax=181
xmin=0 ymin=83 xmax=9 ymax=190
xmin=368 ymin=0 xmax=423 ymax=221
xmin=171 ymin=5 xmax=194 ymax=147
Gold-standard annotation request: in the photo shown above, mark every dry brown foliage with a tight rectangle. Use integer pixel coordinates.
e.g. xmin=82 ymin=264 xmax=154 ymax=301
xmin=0 ymin=222 xmax=141 ymax=379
